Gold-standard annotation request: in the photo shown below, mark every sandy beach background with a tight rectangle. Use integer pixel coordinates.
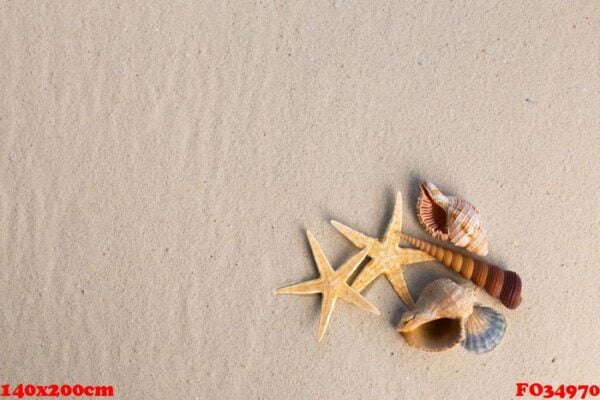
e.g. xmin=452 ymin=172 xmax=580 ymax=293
xmin=1 ymin=1 xmax=599 ymax=399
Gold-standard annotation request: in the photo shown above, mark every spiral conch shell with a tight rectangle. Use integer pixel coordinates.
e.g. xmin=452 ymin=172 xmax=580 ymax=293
xmin=397 ymin=279 xmax=475 ymax=352
xmin=400 ymin=233 xmax=522 ymax=309
xmin=417 ymin=181 xmax=489 ymax=256
xmin=396 ymin=279 xmax=506 ymax=353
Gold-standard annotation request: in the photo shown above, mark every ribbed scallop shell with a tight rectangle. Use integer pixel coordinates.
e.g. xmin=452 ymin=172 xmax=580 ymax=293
xmin=397 ymin=279 xmax=475 ymax=352
xmin=417 ymin=181 xmax=489 ymax=256
xmin=462 ymin=305 xmax=506 ymax=354
xmin=400 ymin=233 xmax=522 ymax=309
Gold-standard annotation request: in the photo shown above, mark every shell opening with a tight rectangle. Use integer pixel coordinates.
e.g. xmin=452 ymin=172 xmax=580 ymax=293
xmin=400 ymin=318 xmax=463 ymax=351
xmin=418 ymin=183 xmax=448 ymax=235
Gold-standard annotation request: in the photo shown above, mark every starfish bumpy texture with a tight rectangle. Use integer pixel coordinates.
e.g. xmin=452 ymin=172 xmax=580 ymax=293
xmin=331 ymin=192 xmax=434 ymax=308
xmin=275 ymin=231 xmax=380 ymax=341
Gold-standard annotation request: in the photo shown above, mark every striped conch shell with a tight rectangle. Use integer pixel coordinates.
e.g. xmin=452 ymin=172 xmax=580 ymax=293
xmin=400 ymin=233 xmax=522 ymax=309
xmin=417 ymin=181 xmax=489 ymax=256
xmin=396 ymin=279 xmax=507 ymax=353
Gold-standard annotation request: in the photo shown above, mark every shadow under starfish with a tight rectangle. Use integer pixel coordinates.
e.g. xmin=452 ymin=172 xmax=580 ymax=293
xmin=331 ymin=191 xmax=435 ymax=308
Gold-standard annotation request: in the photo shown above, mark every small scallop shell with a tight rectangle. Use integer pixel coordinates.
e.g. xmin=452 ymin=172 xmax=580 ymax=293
xmin=396 ymin=279 xmax=475 ymax=352
xmin=417 ymin=181 xmax=489 ymax=256
xmin=401 ymin=233 xmax=522 ymax=309
xmin=462 ymin=305 xmax=507 ymax=354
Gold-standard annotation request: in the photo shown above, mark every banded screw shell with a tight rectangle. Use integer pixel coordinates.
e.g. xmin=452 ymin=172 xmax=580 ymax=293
xmin=400 ymin=233 xmax=522 ymax=309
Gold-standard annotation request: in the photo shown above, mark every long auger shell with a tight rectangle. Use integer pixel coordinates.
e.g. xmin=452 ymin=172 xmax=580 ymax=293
xmin=401 ymin=233 xmax=522 ymax=309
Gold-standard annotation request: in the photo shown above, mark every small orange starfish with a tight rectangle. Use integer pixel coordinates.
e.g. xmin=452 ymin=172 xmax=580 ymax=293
xmin=275 ymin=231 xmax=380 ymax=341
xmin=331 ymin=192 xmax=434 ymax=308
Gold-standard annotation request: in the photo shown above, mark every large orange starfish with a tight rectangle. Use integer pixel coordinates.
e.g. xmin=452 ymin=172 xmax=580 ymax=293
xmin=331 ymin=192 xmax=434 ymax=308
xmin=275 ymin=231 xmax=380 ymax=341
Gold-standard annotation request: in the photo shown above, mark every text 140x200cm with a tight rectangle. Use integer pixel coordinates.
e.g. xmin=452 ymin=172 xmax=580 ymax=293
xmin=1 ymin=384 xmax=114 ymax=398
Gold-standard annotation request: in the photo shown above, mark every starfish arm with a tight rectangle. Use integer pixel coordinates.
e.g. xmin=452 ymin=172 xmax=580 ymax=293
xmin=317 ymin=292 xmax=337 ymax=342
xmin=385 ymin=269 xmax=415 ymax=308
xmin=340 ymin=285 xmax=380 ymax=315
xmin=275 ymin=278 xmax=323 ymax=295
xmin=399 ymin=248 xmax=435 ymax=264
xmin=350 ymin=259 xmax=382 ymax=293
xmin=330 ymin=220 xmax=375 ymax=249
xmin=383 ymin=191 xmax=404 ymax=243
xmin=306 ymin=231 xmax=333 ymax=277
xmin=336 ymin=247 xmax=369 ymax=280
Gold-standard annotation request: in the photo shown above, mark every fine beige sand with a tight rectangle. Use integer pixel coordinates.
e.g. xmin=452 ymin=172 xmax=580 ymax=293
xmin=1 ymin=2 xmax=599 ymax=399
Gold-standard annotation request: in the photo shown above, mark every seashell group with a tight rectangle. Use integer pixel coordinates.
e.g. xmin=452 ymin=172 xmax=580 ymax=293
xmin=400 ymin=233 xmax=522 ymax=309
xmin=276 ymin=184 xmax=519 ymax=353
xmin=417 ymin=181 xmax=489 ymax=256
xmin=396 ymin=279 xmax=506 ymax=353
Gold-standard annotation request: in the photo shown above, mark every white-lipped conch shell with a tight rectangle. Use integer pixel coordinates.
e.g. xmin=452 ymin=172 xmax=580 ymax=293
xmin=417 ymin=181 xmax=489 ymax=256
xmin=396 ymin=279 xmax=475 ymax=352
